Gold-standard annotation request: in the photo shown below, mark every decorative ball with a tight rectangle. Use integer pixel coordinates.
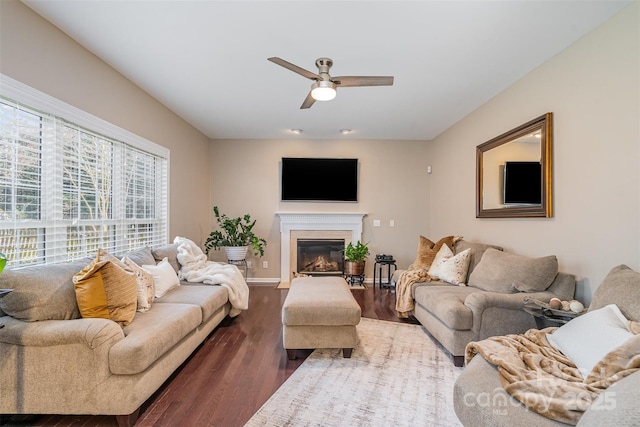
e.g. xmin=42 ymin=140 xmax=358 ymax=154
xmin=569 ymin=300 xmax=584 ymax=313
xmin=561 ymin=300 xmax=571 ymax=311
xmin=549 ymin=298 xmax=562 ymax=310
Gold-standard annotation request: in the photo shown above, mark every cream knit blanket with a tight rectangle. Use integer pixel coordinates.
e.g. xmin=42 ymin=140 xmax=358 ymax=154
xmin=174 ymin=236 xmax=249 ymax=317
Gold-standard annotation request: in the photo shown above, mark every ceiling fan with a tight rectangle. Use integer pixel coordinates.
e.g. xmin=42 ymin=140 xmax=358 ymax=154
xmin=268 ymin=57 xmax=394 ymax=109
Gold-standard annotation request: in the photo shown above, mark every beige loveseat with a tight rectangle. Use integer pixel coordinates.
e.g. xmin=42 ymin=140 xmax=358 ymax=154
xmin=393 ymin=240 xmax=576 ymax=366
xmin=0 ymin=243 xmax=236 ymax=426
xmin=454 ymin=264 xmax=640 ymax=426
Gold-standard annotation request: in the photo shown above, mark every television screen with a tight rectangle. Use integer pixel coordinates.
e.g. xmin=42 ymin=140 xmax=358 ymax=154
xmin=503 ymin=161 xmax=541 ymax=205
xmin=281 ymin=158 xmax=358 ymax=202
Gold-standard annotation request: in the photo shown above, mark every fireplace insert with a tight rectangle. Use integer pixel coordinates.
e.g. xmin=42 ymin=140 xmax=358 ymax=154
xmin=297 ymin=239 xmax=345 ymax=276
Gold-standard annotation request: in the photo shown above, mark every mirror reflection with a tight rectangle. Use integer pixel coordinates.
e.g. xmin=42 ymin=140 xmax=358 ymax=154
xmin=476 ymin=113 xmax=553 ymax=218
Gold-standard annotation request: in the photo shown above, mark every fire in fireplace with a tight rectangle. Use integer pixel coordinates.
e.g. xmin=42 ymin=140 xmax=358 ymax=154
xmin=297 ymin=239 xmax=345 ymax=275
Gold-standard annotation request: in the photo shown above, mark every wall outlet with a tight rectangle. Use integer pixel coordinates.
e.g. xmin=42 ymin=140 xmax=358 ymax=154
xmin=373 ymin=219 xmax=381 ymax=227
xmin=389 ymin=219 xmax=395 ymax=227
xmin=262 ymin=261 xmax=268 ymax=269
xmin=246 ymin=260 xmax=252 ymax=269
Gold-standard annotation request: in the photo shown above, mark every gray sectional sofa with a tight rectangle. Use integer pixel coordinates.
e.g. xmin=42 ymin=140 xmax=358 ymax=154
xmin=454 ymin=264 xmax=640 ymax=426
xmin=393 ymin=240 xmax=576 ymax=366
xmin=0 ymin=243 xmax=233 ymax=427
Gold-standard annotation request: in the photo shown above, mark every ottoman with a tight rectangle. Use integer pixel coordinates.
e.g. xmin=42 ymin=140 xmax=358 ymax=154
xmin=282 ymin=276 xmax=361 ymax=360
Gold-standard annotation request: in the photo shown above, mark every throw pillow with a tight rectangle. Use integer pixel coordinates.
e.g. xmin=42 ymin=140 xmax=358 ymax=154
xmin=468 ymin=248 xmax=558 ymax=294
xmin=546 ymin=304 xmax=634 ymax=378
xmin=123 ymin=256 xmax=155 ymax=312
xmin=428 ymin=246 xmax=471 ymax=286
xmin=412 ymin=235 xmax=458 ymax=271
xmin=0 ymin=258 xmax=89 ymax=321
xmin=151 ymin=243 xmax=181 ymax=273
xmin=124 ymin=246 xmax=156 ymax=267
xmin=589 ymin=264 xmax=640 ymax=321
xmin=73 ymin=250 xmax=138 ymax=327
xmin=142 ymin=257 xmax=180 ymax=298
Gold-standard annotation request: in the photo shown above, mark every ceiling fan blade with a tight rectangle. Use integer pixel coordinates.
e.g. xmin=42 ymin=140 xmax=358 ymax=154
xmin=300 ymin=91 xmax=316 ymax=109
xmin=268 ymin=57 xmax=320 ymax=80
xmin=333 ymin=76 xmax=394 ymax=87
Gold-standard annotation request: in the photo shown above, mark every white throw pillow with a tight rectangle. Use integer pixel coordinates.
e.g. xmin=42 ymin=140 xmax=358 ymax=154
xmin=142 ymin=257 xmax=180 ymax=298
xmin=546 ymin=304 xmax=634 ymax=378
xmin=428 ymin=245 xmax=471 ymax=286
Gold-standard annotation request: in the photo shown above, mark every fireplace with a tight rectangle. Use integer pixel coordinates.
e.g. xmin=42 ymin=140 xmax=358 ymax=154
xmin=277 ymin=212 xmax=366 ymax=283
xmin=297 ymin=239 xmax=345 ymax=276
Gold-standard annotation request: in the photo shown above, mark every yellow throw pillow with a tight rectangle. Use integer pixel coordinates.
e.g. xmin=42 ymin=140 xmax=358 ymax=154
xmin=412 ymin=235 xmax=459 ymax=271
xmin=411 ymin=235 xmax=435 ymax=269
xmin=73 ymin=250 xmax=138 ymax=327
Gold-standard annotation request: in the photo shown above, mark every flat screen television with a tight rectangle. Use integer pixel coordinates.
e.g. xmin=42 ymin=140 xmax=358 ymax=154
xmin=503 ymin=161 xmax=541 ymax=205
xmin=281 ymin=157 xmax=358 ymax=202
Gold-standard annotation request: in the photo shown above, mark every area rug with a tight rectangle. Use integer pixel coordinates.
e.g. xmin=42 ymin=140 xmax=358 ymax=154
xmin=245 ymin=317 xmax=463 ymax=426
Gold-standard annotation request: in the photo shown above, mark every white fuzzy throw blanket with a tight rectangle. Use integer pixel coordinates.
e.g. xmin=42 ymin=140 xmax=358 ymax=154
xmin=174 ymin=236 xmax=249 ymax=317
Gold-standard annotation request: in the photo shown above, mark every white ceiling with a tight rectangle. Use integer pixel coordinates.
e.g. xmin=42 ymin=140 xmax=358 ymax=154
xmin=23 ymin=0 xmax=630 ymax=140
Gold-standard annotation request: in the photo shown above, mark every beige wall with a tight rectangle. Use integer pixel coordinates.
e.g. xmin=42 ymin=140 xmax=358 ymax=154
xmin=209 ymin=139 xmax=431 ymax=280
xmin=429 ymin=2 xmax=640 ymax=304
xmin=3 ymin=0 xmax=637 ymax=300
xmin=0 ymin=0 xmax=212 ymax=244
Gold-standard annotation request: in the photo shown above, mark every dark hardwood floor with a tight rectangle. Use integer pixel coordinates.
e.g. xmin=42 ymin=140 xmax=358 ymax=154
xmin=1 ymin=284 xmax=418 ymax=427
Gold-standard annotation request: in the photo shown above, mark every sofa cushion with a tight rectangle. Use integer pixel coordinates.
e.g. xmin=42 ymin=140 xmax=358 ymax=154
xmin=0 ymin=259 xmax=88 ymax=321
xmin=73 ymin=250 xmax=138 ymax=327
xmin=109 ymin=303 xmax=202 ymax=375
xmin=152 ymin=243 xmax=180 ymax=273
xmin=428 ymin=246 xmax=471 ymax=286
xmin=124 ymin=246 xmax=156 ymax=267
xmin=589 ymin=264 xmax=640 ymax=322
xmin=453 ymin=240 xmax=503 ymax=276
xmin=412 ymin=235 xmax=457 ymax=270
xmin=413 ymin=285 xmax=478 ymax=330
xmin=154 ymin=283 xmax=229 ymax=321
xmin=122 ymin=256 xmax=155 ymax=312
xmin=468 ymin=248 xmax=558 ymax=294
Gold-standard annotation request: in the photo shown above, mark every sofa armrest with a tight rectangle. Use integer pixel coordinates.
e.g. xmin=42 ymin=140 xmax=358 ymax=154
xmin=577 ymin=370 xmax=640 ymax=426
xmin=464 ymin=290 xmax=564 ymax=340
xmin=465 ymin=290 xmax=562 ymax=312
xmin=0 ymin=316 xmax=125 ymax=414
xmin=0 ymin=316 xmax=124 ymax=348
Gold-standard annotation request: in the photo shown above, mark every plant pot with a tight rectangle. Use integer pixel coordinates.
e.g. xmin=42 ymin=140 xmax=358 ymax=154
xmin=344 ymin=261 xmax=365 ymax=276
xmin=224 ymin=246 xmax=249 ymax=261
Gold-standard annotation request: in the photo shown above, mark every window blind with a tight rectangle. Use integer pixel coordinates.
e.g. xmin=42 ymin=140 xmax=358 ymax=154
xmin=0 ymin=78 xmax=168 ymax=268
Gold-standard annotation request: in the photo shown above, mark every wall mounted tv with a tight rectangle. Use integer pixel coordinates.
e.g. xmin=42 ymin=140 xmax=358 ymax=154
xmin=281 ymin=157 xmax=358 ymax=202
xmin=503 ymin=161 xmax=542 ymax=205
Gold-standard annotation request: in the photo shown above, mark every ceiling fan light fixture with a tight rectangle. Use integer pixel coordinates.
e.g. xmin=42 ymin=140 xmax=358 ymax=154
xmin=311 ymin=80 xmax=337 ymax=101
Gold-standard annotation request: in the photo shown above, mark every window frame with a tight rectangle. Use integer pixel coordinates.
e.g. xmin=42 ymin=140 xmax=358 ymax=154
xmin=0 ymin=74 xmax=170 ymax=267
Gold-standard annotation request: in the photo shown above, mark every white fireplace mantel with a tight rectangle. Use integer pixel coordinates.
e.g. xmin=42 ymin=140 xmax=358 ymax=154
xmin=277 ymin=212 xmax=366 ymax=282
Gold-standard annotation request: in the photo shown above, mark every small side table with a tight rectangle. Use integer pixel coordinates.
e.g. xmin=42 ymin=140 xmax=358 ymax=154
xmin=373 ymin=259 xmax=397 ymax=290
xmin=228 ymin=259 xmax=247 ymax=277
xmin=523 ymin=306 xmax=579 ymax=328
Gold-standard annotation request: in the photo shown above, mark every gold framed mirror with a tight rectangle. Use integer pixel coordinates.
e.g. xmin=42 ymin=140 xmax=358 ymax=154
xmin=476 ymin=113 xmax=553 ymax=218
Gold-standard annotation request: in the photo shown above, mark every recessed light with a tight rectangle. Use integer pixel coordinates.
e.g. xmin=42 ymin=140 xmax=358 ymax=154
xmin=290 ymin=129 xmax=303 ymax=134
xmin=340 ymin=129 xmax=352 ymax=134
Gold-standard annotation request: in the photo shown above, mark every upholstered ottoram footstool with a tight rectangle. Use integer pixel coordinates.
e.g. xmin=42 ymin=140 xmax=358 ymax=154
xmin=282 ymin=276 xmax=361 ymax=360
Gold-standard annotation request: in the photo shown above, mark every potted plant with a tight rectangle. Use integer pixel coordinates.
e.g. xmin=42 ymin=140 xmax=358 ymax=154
xmin=343 ymin=240 xmax=369 ymax=276
xmin=204 ymin=206 xmax=267 ymax=261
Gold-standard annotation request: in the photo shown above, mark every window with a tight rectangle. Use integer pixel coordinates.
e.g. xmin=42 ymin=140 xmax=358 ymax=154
xmin=0 ymin=75 xmax=169 ymax=268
